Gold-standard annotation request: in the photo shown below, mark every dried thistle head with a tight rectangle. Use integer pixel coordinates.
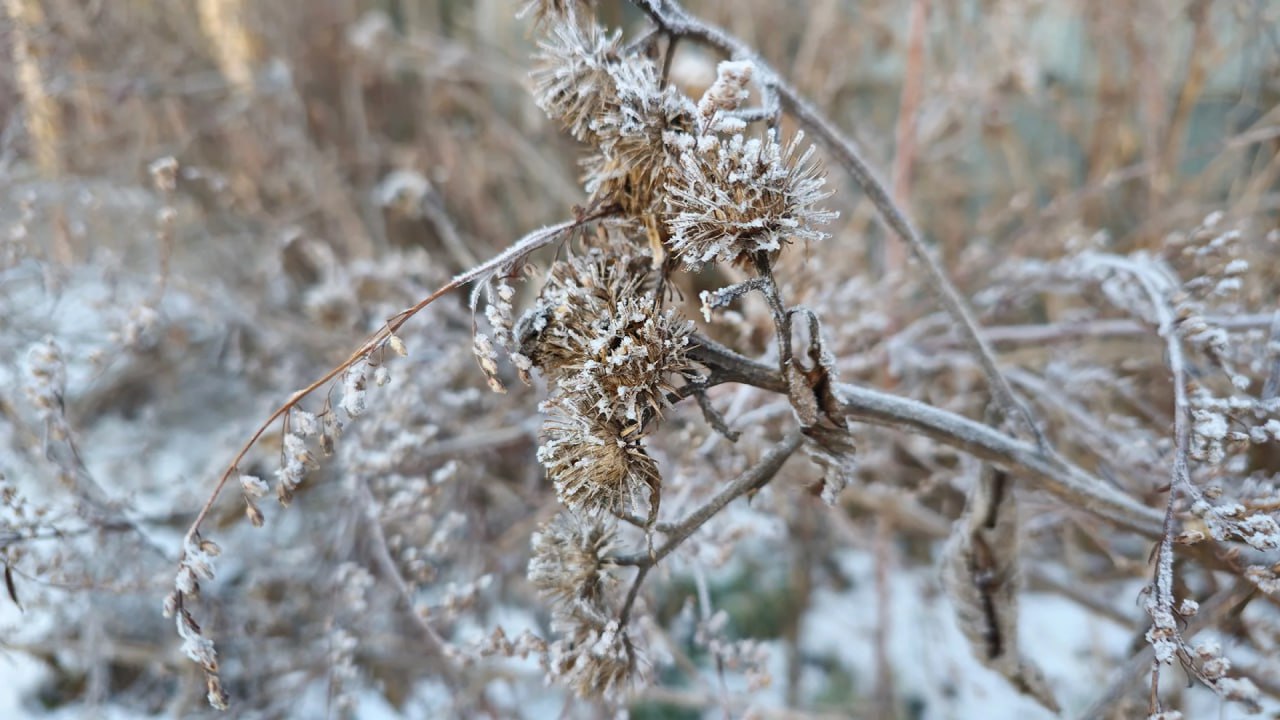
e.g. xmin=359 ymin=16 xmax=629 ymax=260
xmin=532 ymin=17 xmax=696 ymax=218
xmin=554 ymin=297 xmax=694 ymax=424
xmin=537 ymin=393 xmax=661 ymax=519
xmin=531 ymin=21 xmax=624 ymax=144
xmin=583 ymin=70 xmax=697 ymax=217
xmin=528 ymin=512 xmax=617 ymax=615
xmin=517 ymin=241 xmax=651 ymax=370
xmin=548 ymin=618 xmax=640 ymax=701
xmin=518 ymin=241 xmax=696 ymax=423
xmin=665 ymin=130 xmax=837 ymax=269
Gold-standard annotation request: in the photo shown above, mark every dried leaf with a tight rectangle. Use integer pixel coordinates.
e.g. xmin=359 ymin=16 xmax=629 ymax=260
xmin=4 ymin=563 xmax=21 ymax=612
xmin=943 ymin=468 xmax=1059 ymax=713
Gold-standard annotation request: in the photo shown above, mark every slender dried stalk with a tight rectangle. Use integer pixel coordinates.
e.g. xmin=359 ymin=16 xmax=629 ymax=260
xmin=5 ymin=0 xmax=62 ymax=177
xmin=1088 ymin=255 xmax=1194 ymax=712
xmin=887 ymin=0 xmax=930 ymax=276
xmin=1082 ymin=580 xmax=1256 ymax=718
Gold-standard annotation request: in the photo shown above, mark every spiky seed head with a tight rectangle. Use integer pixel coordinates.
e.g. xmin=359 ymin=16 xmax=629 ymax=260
xmin=537 ymin=393 xmax=661 ymax=519
xmin=665 ymin=130 xmax=838 ymax=269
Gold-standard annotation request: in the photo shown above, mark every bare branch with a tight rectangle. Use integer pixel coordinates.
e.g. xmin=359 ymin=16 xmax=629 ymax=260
xmin=688 ymin=335 xmax=1165 ymax=537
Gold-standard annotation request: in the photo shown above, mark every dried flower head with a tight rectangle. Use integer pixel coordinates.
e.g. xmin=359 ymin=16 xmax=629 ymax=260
xmin=517 ymin=243 xmax=651 ymax=369
xmin=665 ymin=130 xmax=837 ymax=268
xmin=537 ymin=393 xmax=661 ymax=519
xmin=528 ymin=512 xmax=617 ymax=615
xmin=548 ymin=618 xmax=639 ymax=701
xmin=584 ymin=67 xmax=697 ymax=217
xmin=519 ymin=242 xmax=695 ymax=421
xmin=531 ymin=21 xmax=624 ymax=144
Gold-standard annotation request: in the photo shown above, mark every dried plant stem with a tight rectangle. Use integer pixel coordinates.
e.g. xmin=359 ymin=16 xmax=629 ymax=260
xmin=687 ymin=336 xmax=1165 ymax=537
xmin=356 ymin=482 xmax=450 ymax=655
xmin=630 ymin=0 xmax=1045 ymax=449
xmin=871 ymin=514 xmax=896 ymax=716
xmin=179 ymin=214 xmax=611 ymax=557
xmin=5 ymin=0 xmax=62 ymax=178
xmin=751 ymin=253 xmax=796 ymax=375
xmin=1263 ymin=310 xmax=1280 ymax=401
xmin=1089 ymin=256 xmax=1195 ymax=710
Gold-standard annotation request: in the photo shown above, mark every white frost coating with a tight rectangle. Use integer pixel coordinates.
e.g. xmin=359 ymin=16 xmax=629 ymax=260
xmin=341 ymin=359 xmax=369 ymax=418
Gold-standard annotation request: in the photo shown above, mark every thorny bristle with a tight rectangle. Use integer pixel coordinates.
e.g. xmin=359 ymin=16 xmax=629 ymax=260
xmin=517 ymin=0 xmax=594 ymax=31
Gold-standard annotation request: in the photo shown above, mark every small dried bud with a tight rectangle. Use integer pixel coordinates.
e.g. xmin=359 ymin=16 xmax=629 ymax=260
xmin=698 ymin=60 xmax=753 ymax=120
xmin=341 ymin=360 xmax=369 ymax=418
xmin=239 ymin=473 xmax=268 ymax=499
xmin=293 ymin=410 xmax=320 ymax=437
xmin=206 ymin=675 xmax=230 ymax=710
xmin=387 ymin=334 xmax=408 ymax=356
xmin=149 ymin=156 xmax=179 ymax=192
xmin=473 ymin=332 xmax=507 ymax=394
xmin=245 ymin=501 xmax=265 ymax=527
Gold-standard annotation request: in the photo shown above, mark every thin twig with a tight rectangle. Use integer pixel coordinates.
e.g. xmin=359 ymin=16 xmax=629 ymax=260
xmin=641 ymin=429 xmax=804 ymax=566
xmin=613 ymin=430 xmax=805 ymax=625
xmin=356 ymin=482 xmax=449 ymax=654
xmin=609 ymin=425 xmax=798 ymax=576
xmin=1262 ymin=309 xmax=1280 ymax=401
xmin=921 ymin=313 xmax=1275 ymax=351
xmin=1088 ymin=255 xmax=1194 ymax=711
xmin=886 ymin=0 xmax=930 ymax=276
